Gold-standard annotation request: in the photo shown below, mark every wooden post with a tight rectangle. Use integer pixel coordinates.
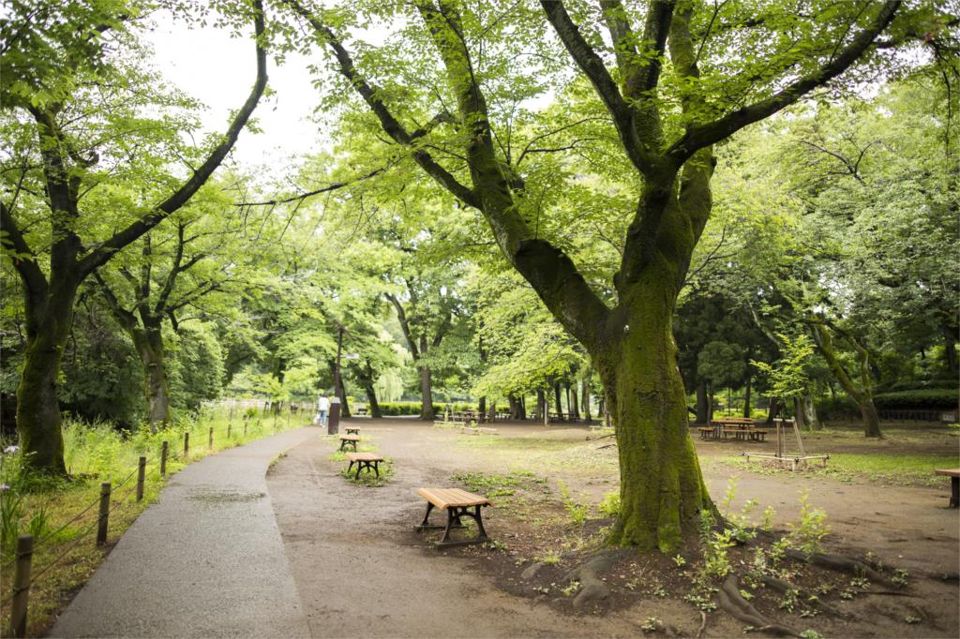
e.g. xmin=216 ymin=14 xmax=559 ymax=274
xmin=244 ymin=422 xmax=248 ymax=437
xmin=160 ymin=441 xmax=168 ymax=477
xmin=183 ymin=432 xmax=190 ymax=458
xmin=97 ymin=482 xmax=111 ymax=546
xmin=136 ymin=456 xmax=146 ymax=502
xmin=9 ymin=535 xmax=33 ymax=638
xmin=208 ymin=427 xmax=214 ymax=449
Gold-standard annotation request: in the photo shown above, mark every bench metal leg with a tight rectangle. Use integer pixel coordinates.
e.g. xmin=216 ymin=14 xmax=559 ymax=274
xmin=417 ymin=502 xmax=435 ymax=530
xmin=347 ymin=461 xmax=355 ymax=474
xmin=434 ymin=506 xmax=489 ymax=547
xmin=951 ymin=477 xmax=959 ymax=508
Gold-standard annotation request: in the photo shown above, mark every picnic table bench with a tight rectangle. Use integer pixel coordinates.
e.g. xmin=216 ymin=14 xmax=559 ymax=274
xmin=416 ymin=487 xmax=491 ymax=547
xmin=345 ymin=452 xmax=383 ymax=479
xmin=935 ymin=468 xmax=960 ymax=508
xmin=345 ymin=427 xmax=360 ymax=435
xmin=339 ymin=434 xmax=360 ymax=451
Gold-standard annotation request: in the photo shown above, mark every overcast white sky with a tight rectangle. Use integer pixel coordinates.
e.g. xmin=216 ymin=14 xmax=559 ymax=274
xmin=145 ymin=14 xmax=325 ymax=171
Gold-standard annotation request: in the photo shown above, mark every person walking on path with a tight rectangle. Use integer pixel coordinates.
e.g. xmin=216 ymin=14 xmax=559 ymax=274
xmin=316 ymin=394 xmax=330 ymax=427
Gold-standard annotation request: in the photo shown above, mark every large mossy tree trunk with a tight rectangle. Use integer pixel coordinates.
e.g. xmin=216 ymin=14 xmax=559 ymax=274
xmin=16 ymin=284 xmax=78 ymax=475
xmin=596 ymin=271 xmax=713 ymax=550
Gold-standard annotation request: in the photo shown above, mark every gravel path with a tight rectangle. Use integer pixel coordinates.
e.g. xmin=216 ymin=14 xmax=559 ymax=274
xmin=51 ymin=427 xmax=318 ymax=638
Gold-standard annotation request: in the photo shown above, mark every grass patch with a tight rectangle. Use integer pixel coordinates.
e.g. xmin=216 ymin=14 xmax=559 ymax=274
xmin=452 ymin=470 xmax=548 ymax=499
xmin=819 ymin=452 xmax=960 ymax=487
xmin=723 ymin=451 xmax=959 ymax=487
xmin=338 ymin=460 xmax=394 ymax=487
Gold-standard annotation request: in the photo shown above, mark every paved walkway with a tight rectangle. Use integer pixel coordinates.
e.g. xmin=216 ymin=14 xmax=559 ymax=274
xmin=51 ymin=427 xmax=319 ymax=638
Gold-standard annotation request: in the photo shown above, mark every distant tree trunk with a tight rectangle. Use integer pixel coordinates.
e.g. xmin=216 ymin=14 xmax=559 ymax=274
xmin=508 ymin=394 xmax=520 ymax=419
xmin=695 ymin=381 xmax=709 ymax=424
xmin=418 ymin=365 xmax=434 ymax=420
xmin=943 ymin=324 xmax=958 ymax=375
xmin=329 ymin=359 xmax=351 ymax=419
xmin=569 ymin=382 xmax=580 ymax=420
xmin=706 ymin=382 xmax=715 ymax=422
xmin=743 ymin=374 xmax=752 ymax=419
xmin=795 ymin=393 xmax=821 ymax=430
xmin=362 ymin=381 xmax=382 ymax=418
xmin=535 ymin=389 xmax=545 ymax=421
xmin=766 ymin=397 xmax=780 ymax=424
xmin=809 ymin=321 xmax=882 ymax=437
xmin=478 ymin=395 xmax=487 ymax=423
xmin=581 ymin=378 xmax=592 ymax=424
xmin=553 ymin=383 xmax=562 ymax=419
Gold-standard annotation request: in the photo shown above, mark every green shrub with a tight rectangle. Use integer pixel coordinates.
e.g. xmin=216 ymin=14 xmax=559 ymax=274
xmin=872 ymin=388 xmax=958 ymax=410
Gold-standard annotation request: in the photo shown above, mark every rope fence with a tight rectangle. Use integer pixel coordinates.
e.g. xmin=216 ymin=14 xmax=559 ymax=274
xmin=0 ymin=404 xmax=314 ymax=637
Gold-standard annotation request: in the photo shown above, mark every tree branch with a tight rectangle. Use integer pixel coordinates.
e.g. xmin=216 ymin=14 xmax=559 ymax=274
xmin=540 ymin=0 xmax=654 ymax=174
xmin=234 ymin=165 xmax=387 ymax=206
xmin=283 ymin=0 xmax=480 ymax=208
xmin=77 ymin=0 xmax=269 ymax=277
xmin=666 ymin=0 xmax=901 ymax=163
xmin=0 ymin=201 xmax=48 ymax=300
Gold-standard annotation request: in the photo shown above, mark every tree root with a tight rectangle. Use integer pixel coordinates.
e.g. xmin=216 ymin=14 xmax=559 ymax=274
xmin=717 ymin=574 xmax=802 ymax=637
xmin=695 ymin=610 xmax=707 ymax=639
xmin=785 ymin=548 xmax=896 ymax=587
xmin=564 ymin=550 xmax=620 ymax=609
xmin=759 ymin=574 xmax=850 ymax=619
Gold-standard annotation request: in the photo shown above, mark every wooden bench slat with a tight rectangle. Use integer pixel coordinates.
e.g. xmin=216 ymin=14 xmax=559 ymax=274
xmin=417 ymin=487 xmax=490 ymax=509
xmin=935 ymin=468 xmax=960 ymax=477
xmin=339 ymin=434 xmax=360 ymax=441
xmin=346 ymin=452 xmax=383 ymax=462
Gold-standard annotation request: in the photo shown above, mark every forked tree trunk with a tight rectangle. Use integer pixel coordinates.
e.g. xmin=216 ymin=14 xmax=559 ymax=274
xmin=598 ymin=277 xmax=713 ymax=550
xmin=131 ymin=324 xmax=171 ymax=430
xmin=418 ymin=366 xmax=434 ymax=420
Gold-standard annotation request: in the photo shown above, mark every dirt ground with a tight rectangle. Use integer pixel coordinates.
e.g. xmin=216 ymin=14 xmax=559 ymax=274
xmin=266 ymin=418 xmax=960 ymax=638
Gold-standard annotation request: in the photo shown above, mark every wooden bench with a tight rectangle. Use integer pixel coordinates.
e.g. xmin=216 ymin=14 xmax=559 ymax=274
xmin=935 ymin=468 xmax=960 ymax=508
xmin=345 ymin=452 xmax=383 ymax=479
xmin=698 ymin=426 xmax=715 ymax=440
xmin=339 ymin=434 xmax=360 ymax=451
xmin=345 ymin=427 xmax=360 ymax=435
xmin=416 ymin=487 xmax=491 ymax=547
xmin=749 ymin=428 xmax=767 ymax=442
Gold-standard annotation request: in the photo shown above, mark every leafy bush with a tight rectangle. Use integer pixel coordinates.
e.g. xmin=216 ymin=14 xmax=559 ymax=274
xmin=374 ymin=401 xmax=478 ymax=416
xmin=872 ymin=388 xmax=958 ymax=410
